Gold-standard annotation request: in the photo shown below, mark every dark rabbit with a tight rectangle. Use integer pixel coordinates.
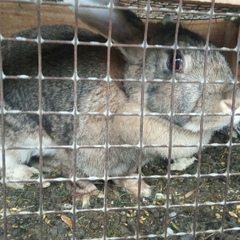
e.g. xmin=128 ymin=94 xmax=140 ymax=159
xmin=1 ymin=0 xmax=240 ymax=207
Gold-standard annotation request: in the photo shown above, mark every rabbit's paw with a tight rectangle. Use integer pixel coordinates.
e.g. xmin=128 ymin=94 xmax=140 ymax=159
xmin=4 ymin=165 xmax=39 ymax=189
xmin=70 ymin=180 xmax=104 ymax=208
xmin=116 ymin=178 xmax=152 ymax=198
xmin=171 ymin=157 xmax=197 ymax=171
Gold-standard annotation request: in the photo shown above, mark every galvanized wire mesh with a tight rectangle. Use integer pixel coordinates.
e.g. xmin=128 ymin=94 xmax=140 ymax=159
xmin=0 ymin=0 xmax=240 ymax=239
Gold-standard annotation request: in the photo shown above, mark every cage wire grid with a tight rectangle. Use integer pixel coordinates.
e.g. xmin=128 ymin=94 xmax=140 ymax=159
xmin=0 ymin=0 xmax=240 ymax=239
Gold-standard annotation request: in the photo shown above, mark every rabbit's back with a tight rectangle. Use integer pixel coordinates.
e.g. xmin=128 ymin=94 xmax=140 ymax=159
xmin=2 ymin=25 xmax=126 ymax=110
xmin=2 ymin=25 xmax=126 ymax=147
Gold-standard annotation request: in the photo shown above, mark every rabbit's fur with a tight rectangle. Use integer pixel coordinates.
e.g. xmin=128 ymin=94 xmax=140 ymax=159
xmin=1 ymin=0 xmax=240 ymax=206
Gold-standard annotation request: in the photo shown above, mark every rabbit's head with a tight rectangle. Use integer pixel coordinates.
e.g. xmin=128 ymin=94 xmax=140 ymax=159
xmin=144 ymin=23 xmax=240 ymax=132
xmin=73 ymin=0 xmax=240 ymax=133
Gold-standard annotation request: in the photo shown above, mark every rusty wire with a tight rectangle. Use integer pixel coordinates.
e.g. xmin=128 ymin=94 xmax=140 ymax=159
xmin=0 ymin=0 xmax=240 ymax=239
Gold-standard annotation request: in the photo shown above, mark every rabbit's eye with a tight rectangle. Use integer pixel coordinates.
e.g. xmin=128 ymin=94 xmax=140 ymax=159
xmin=167 ymin=52 xmax=183 ymax=73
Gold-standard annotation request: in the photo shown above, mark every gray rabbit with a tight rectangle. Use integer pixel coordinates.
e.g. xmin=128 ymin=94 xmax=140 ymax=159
xmin=1 ymin=0 xmax=240 ymax=207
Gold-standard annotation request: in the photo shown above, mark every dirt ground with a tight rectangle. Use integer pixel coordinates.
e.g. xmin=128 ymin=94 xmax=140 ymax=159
xmin=0 ymin=130 xmax=240 ymax=240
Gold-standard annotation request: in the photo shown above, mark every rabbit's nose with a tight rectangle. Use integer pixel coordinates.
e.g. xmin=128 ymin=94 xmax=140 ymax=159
xmin=224 ymin=100 xmax=233 ymax=110
xmin=220 ymin=99 xmax=240 ymax=113
xmin=234 ymin=98 xmax=240 ymax=111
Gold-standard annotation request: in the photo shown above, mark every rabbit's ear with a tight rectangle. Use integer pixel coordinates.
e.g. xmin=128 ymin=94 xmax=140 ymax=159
xmin=162 ymin=14 xmax=176 ymax=25
xmin=70 ymin=0 xmax=145 ymax=63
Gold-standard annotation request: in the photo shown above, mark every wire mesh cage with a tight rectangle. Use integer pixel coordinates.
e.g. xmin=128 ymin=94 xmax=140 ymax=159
xmin=0 ymin=0 xmax=240 ymax=239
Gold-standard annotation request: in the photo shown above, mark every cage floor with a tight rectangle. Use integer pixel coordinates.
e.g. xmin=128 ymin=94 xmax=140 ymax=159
xmin=1 ymin=131 xmax=240 ymax=239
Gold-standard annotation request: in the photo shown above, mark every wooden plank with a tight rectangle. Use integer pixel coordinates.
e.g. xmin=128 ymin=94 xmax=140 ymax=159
xmin=184 ymin=0 xmax=240 ymax=7
xmin=0 ymin=2 xmax=91 ymax=37
xmin=160 ymin=0 xmax=240 ymax=7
